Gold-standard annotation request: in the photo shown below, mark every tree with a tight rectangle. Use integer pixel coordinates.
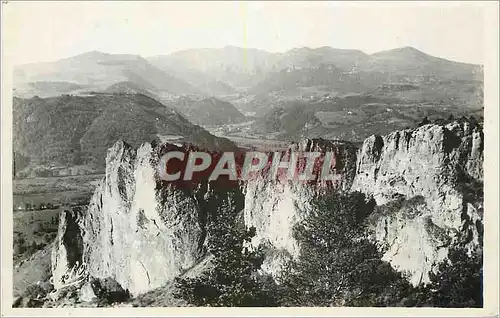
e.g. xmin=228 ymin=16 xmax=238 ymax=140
xmin=176 ymin=189 xmax=483 ymax=308
xmin=174 ymin=189 xmax=278 ymax=307
xmin=411 ymin=247 xmax=483 ymax=308
xmin=277 ymin=192 xmax=413 ymax=307
xmin=14 ymin=236 xmax=27 ymax=255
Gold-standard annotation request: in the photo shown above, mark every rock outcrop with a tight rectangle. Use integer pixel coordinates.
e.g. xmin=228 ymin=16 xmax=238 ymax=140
xmin=352 ymin=121 xmax=483 ymax=285
xmin=51 ymin=120 xmax=483 ymax=298
xmin=51 ymin=141 xmax=240 ymax=296
xmin=243 ymin=139 xmax=358 ymax=270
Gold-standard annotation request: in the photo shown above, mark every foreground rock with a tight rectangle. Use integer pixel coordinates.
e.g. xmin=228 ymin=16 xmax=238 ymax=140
xmin=49 ymin=119 xmax=483 ymax=303
xmin=51 ymin=141 xmax=240 ymax=297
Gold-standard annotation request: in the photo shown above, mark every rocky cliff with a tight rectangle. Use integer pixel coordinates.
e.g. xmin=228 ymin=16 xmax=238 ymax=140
xmin=51 ymin=141 xmax=242 ymax=297
xmin=51 ymin=119 xmax=483 ymax=299
xmin=243 ymin=139 xmax=358 ymax=274
xmin=352 ymin=120 xmax=483 ymax=285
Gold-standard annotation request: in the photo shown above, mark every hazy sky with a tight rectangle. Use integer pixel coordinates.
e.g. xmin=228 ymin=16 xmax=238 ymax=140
xmin=4 ymin=1 xmax=487 ymax=65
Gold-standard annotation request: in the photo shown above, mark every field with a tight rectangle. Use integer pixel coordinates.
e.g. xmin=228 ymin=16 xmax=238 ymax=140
xmin=13 ymin=174 xmax=103 ymax=195
xmin=12 ymin=174 xmax=103 ymax=267
xmin=13 ymin=209 xmax=59 ymax=264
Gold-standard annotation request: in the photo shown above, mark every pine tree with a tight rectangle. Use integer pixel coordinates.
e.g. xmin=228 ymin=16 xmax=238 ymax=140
xmin=421 ymin=247 xmax=482 ymax=307
xmin=277 ymin=192 xmax=413 ymax=307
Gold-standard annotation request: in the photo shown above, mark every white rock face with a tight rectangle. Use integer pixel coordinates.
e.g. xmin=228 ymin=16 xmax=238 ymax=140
xmin=352 ymin=122 xmax=483 ymax=285
xmin=52 ymin=141 xmax=207 ymax=295
xmin=244 ymin=123 xmax=483 ymax=284
xmin=243 ymin=139 xmax=358 ymax=266
xmin=244 ymin=181 xmax=313 ymax=259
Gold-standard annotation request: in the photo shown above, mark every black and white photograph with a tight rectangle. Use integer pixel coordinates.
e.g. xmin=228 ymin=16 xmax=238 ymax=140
xmin=1 ymin=1 xmax=498 ymax=315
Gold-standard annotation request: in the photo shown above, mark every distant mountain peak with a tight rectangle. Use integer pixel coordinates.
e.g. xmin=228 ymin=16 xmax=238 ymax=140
xmin=70 ymin=50 xmax=111 ymax=59
xmin=396 ymin=46 xmax=429 ymax=55
xmin=87 ymin=50 xmax=108 ymax=55
xmin=221 ymin=45 xmax=270 ymax=54
xmin=68 ymin=51 xmax=144 ymax=62
xmin=400 ymin=46 xmax=422 ymax=51
xmin=288 ymin=47 xmax=313 ymax=53
xmin=372 ymin=46 xmax=429 ymax=58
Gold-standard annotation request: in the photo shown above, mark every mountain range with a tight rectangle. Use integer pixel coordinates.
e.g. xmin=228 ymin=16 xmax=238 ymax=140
xmin=35 ymin=118 xmax=483 ymax=306
xmin=14 ymin=46 xmax=483 ymax=97
xmin=149 ymin=46 xmax=483 ymax=90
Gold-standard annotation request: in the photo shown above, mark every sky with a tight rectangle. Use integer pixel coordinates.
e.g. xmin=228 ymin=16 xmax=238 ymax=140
xmin=3 ymin=1 xmax=487 ymax=65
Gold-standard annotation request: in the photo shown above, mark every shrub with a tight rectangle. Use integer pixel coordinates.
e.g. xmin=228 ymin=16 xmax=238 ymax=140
xmin=174 ymin=194 xmax=278 ymax=307
xmin=90 ymin=277 xmax=131 ymax=306
xmin=409 ymin=247 xmax=483 ymax=308
xmin=175 ymin=190 xmax=483 ymax=308
xmin=14 ymin=236 xmax=27 ymax=255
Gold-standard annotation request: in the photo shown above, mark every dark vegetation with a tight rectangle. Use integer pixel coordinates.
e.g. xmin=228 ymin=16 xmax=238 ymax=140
xmin=13 ymin=235 xmax=48 ymax=261
xmin=249 ymin=64 xmax=369 ymax=95
xmin=148 ymin=46 xmax=482 ymax=94
xmin=147 ymin=57 xmax=237 ymax=96
xmin=102 ymin=81 xmax=158 ymax=98
xmin=12 ymin=172 xmax=98 ymax=264
xmin=90 ymin=277 xmax=131 ymax=306
xmin=174 ymin=191 xmax=483 ymax=307
xmin=274 ymin=192 xmax=412 ymax=307
xmin=174 ymin=187 xmax=279 ymax=306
